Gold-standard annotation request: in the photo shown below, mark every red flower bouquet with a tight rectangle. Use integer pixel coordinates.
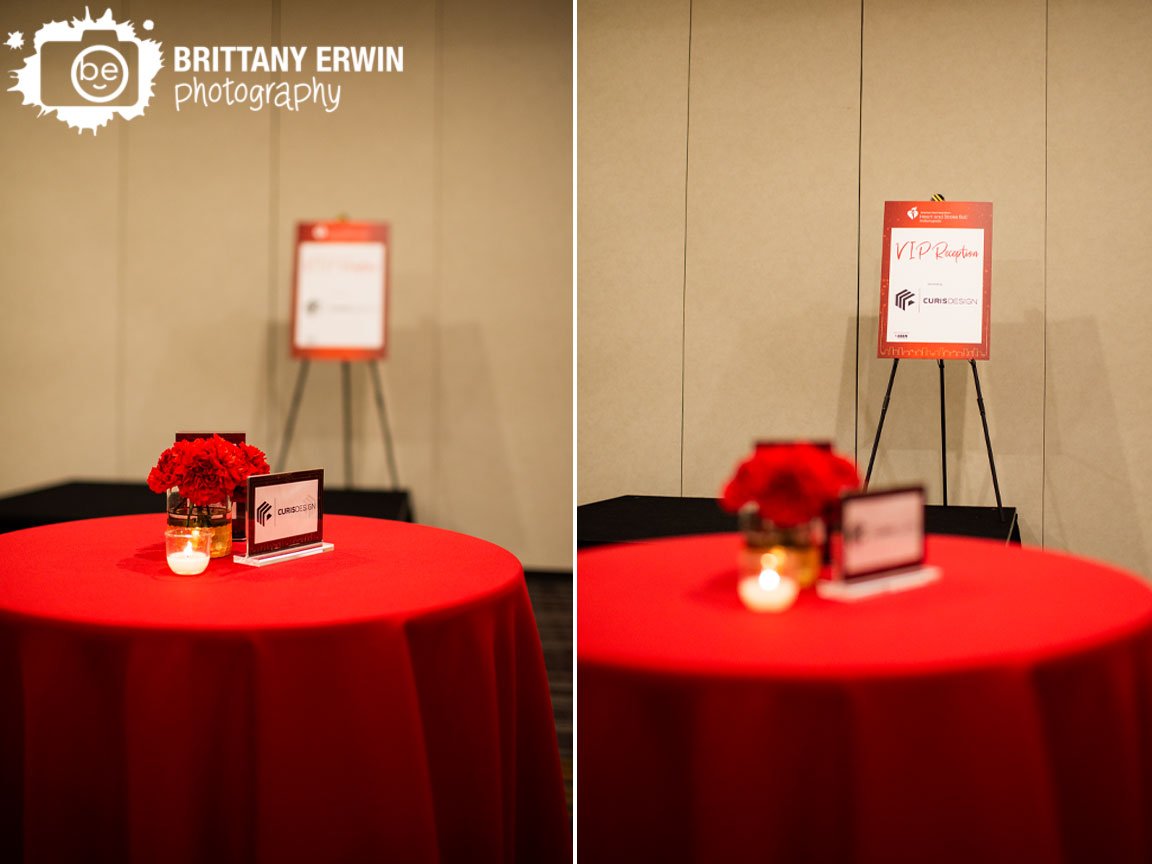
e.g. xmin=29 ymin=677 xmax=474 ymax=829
xmin=150 ymin=435 xmax=270 ymax=559
xmin=148 ymin=435 xmax=269 ymax=506
xmin=720 ymin=443 xmax=861 ymax=527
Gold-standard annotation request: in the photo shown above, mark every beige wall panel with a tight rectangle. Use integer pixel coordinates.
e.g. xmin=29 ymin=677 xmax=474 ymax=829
xmin=119 ymin=0 xmax=275 ymax=481
xmin=274 ymin=0 xmax=438 ymax=507
xmin=857 ymin=0 xmax=1046 ymax=544
xmin=438 ymin=0 xmax=572 ymax=568
xmin=681 ymin=0 xmax=862 ymax=497
xmin=577 ymin=0 xmax=690 ymax=504
xmin=1046 ymin=0 xmax=1152 ymax=575
xmin=0 ymin=1 xmax=125 ymax=495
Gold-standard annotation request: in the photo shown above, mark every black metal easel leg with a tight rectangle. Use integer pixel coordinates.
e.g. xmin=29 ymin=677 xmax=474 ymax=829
xmin=970 ymin=360 xmax=1005 ymax=520
xmin=864 ymin=358 xmax=900 ymax=489
xmin=276 ymin=360 xmax=311 ymax=472
xmin=341 ymin=362 xmax=354 ymax=488
xmin=939 ymin=359 xmax=948 ymax=506
xmin=368 ymin=361 xmax=401 ymax=488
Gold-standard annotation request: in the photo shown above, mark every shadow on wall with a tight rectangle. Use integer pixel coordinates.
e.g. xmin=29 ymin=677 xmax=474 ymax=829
xmin=833 ymin=314 xmax=858 ymax=461
xmin=264 ymin=320 xmax=358 ymax=479
xmin=262 ymin=317 xmax=438 ymax=496
xmin=682 ymin=308 xmax=861 ymax=499
xmin=858 ymin=313 xmax=989 ymax=494
xmin=1044 ymin=316 xmax=1149 ymax=576
xmin=259 ymin=321 xmax=287 ymax=449
xmin=861 ymin=315 xmax=1041 ymax=481
xmin=830 ymin=312 xmax=990 ymax=486
xmin=855 ymin=309 xmax=1045 ymax=544
xmin=436 ymin=321 xmax=524 ymax=554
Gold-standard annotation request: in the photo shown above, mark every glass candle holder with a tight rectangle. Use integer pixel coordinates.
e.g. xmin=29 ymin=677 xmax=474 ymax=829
xmin=164 ymin=525 xmax=212 ymax=576
xmin=167 ymin=490 xmax=233 ymax=558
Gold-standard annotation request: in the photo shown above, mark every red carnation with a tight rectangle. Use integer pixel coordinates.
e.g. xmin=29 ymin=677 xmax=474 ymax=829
xmin=820 ymin=452 xmax=862 ymax=499
xmin=146 ymin=445 xmax=184 ymax=494
xmin=238 ymin=441 xmax=270 ymax=478
xmin=147 ymin=435 xmax=272 ymax=505
xmin=720 ymin=444 xmax=861 ymax=527
xmin=178 ymin=439 xmax=229 ymax=505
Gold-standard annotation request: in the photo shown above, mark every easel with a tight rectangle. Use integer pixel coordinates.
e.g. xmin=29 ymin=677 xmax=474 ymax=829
xmin=864 ymin=194 xmax=1004 ymax=520
xmin=275 ymin=218 xmax=400 ymax=489
xmin=275 ymin=358 xmax=400 ymax=489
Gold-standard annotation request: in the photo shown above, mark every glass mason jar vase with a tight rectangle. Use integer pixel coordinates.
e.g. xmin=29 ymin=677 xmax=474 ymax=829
xmin=738 ymin=507 xmax=825 ymax=589
xmin=167 ymin=489 xmax=233 ymax=558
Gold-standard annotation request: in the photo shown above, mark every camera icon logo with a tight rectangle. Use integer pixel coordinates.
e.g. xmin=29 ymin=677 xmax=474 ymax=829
xmin=9 ymin=9 xmax=163 ymax=134
xmin=42 ymin=30 xmax=138 ymax=107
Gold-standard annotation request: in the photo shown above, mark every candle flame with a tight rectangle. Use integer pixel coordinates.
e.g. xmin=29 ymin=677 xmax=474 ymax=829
xmin=183 ymin=541 xmax=193 ymax=557
xmin=758 ymin=567 xmax=781 ymax=591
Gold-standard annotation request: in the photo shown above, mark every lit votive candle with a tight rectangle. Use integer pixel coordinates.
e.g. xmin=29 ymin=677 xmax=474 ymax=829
xmin=738 ymin=567 xmax=799 ymax=613
xmin=164 ymin=528 xmax=211 ymax=576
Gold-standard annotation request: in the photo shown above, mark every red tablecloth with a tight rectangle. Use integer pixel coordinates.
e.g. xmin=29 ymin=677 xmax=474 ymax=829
xmin=579 ymin=534 xmax=1152 ymax=863
xmin=0 ymin=514 xmax=569 ymax=863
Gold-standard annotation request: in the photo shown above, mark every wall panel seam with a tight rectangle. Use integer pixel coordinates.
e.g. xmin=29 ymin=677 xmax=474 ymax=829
xmin=854 ymin=0 xmax=866 ymax=465
xmin=267 ymin=0 xmax=283 ymax=448
xmin=114 ymin=0 xmax=131 ymax=477
xmin=1041 ymin=0 xmax=1048 ymax=550
xmin=432 ymin=0 xmax=445 ymax=516
xmin=116 ymin=124 xmax=127 ymax=477
xmin=679 ymin=0 xmax=693 ymax=497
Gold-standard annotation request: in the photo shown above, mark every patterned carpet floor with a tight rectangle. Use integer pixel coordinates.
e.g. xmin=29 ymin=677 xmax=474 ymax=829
xmin=525 ymin=571 xmax=573 ymax=813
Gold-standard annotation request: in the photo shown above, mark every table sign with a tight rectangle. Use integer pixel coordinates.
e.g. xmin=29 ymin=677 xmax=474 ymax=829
xmin=878 ymin=200 xmax=993 ymax=360
xmin=818 ymin=486 xmax=939 ymax=600
xmin=291 ymin=220 xmax=390 ymax=361
xmin=233 ymin=469 xmax=334 ymax=567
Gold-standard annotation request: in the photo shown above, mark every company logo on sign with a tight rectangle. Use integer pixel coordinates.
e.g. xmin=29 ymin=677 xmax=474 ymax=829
xmin=277 ymin=495 xmax=317 ymax=517
xmin=256 ymin=501 xmax=273 ymax=527
xmin=923 ymin=297 xmax=977 ymax=305
xmin=894 ymin=289 xmax=915 ymax=310
xmin=907 ymin=207 xmax=919 ymax=220
xmin=8 ymin=9 xmax=163 ymax=134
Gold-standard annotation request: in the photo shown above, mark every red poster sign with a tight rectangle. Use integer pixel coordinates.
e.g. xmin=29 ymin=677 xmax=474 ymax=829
xmin=291 ymin=220 xmax=390 ymax=361
xmin=878 ymin=201 xmax=993 ymax=360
